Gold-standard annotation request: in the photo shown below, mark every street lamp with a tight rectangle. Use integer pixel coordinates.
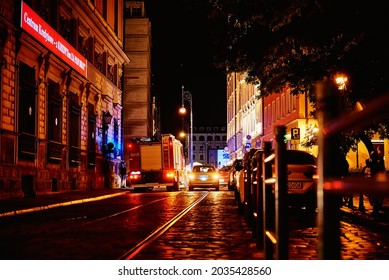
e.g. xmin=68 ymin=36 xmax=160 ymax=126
xmin=179 ymin=85 xmax=193 ymax=170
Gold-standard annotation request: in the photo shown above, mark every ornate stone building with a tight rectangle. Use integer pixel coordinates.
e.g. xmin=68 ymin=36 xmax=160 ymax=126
xmin=192 ymin=126 xmax=227 ymax=168
xmin=0 ymin=0 xmax=129 ymax=199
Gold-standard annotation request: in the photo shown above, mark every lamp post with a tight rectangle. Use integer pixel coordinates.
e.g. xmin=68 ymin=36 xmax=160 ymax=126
xmin=179 ymin=85 xmax=193 ymax=170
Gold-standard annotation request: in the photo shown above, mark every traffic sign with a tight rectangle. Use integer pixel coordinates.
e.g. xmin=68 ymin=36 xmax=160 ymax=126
xmin=291 ymin=128 xmax=300 ymax=140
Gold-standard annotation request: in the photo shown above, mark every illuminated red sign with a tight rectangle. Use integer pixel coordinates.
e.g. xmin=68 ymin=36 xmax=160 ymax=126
xmin=20 ymin=1 xmax=87 ymax=77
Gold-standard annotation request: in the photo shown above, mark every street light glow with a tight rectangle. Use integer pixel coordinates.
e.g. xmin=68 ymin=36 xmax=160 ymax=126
xmin=179 ymin=106 xmax=187 ymax=115
xmin=334 ymin=74 xmax=348 ymax=90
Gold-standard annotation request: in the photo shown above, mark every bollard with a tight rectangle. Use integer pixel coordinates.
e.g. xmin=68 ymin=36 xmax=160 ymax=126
xmin=243 ymin=149 xmax=255 ymax=225
xmin=261 ymin=127 xmax=289 ymax=260
xmin=253 ymin=149 xmax=264 ymax=249
xmin=316 ymin=79 xmax=342 ymax=259
xmin=262 ymin=141 xmax=274 ymax=259
xmin=250 ymin=151 xmax=258 ymax=238
xmin=274 ymin=125 xmax=288 ymax=260
xmin=358 ymin=194 xmax=365 ymax=213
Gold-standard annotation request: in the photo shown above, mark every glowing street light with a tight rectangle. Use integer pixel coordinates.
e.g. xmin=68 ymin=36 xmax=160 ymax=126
xmin=334 ymin=74 xmax=348 ymax=91
xmin=179 ymin=85 xmax=193 ymax=170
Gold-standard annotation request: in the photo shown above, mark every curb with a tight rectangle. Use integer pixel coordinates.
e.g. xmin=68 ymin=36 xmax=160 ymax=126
xmin=0 ymin=191 xmax=130 ymax=218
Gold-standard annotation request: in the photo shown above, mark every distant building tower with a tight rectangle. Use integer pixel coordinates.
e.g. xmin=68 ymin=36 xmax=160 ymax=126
xmin=123 ymin=1 xmax=153 ymax=145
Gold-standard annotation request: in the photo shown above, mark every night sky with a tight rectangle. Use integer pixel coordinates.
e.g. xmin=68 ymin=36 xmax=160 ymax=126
xmin=144 ymin=0 xmax=227 ymax=137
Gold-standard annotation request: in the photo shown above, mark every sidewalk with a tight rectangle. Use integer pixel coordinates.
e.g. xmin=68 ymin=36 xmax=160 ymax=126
xmin=0 ymin=188 xmax=130 ymax=218
xmin=339 ymin=194 xmax=389 ymax=231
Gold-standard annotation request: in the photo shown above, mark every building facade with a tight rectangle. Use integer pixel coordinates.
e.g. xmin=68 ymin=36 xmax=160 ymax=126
xmin=226 ymin=71 xmax=318 ymax=162
xmin=226 ymin=72 xmax=263 ymax=161
xmin=226 ymin=71 xmax=389 ymax=171
xmin=0 ymin=0 xmax=129 ymax=199
xmin=122 ymin=1 xmax=153 ymax=144
xmin=192 ymin=126 xmax=227 ymax=168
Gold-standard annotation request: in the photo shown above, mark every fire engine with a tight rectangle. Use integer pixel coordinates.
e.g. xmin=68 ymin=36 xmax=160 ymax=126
xmin=127 ymin=134 xmax=185 ymax=191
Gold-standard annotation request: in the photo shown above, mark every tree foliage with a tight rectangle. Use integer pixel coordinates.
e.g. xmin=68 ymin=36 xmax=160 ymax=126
xmin=208 ymin=0 xmax=389 ymax=152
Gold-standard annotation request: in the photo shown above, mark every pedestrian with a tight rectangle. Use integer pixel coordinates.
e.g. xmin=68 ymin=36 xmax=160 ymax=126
xmin=370 ymin=146 xmax=385 ymax=175
xmin=369 ymin=146 xmax=385 ymax=215
xmin=376 ymin=146 xmax=385 ymax=172
xmin=120 ymin=161 xmax=127 ymax=188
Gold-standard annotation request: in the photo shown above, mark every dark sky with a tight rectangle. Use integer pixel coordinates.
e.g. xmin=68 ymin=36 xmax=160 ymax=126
xmin=144 ymin=1 xmax=226 ymax=137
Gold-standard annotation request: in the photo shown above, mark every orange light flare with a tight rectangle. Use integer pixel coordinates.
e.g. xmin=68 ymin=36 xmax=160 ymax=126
xmin=179 ymin=106 xmax=187 ymax=115
xmin=334 ymin=74 xmax=348 ymax=91
xmin=179 ymin=131 xmax=186 ymax=138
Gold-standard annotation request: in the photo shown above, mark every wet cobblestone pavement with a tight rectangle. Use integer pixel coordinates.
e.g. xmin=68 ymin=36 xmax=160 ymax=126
xmin=1 ymin=188 xmax=388 ymax=260
xmin=132 ymin=191 xmax=263 ymax=260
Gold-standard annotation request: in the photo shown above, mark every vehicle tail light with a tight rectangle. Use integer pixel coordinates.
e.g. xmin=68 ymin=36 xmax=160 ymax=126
xmin=129 ymin=171 xmax=141 ymax=181
xmin=165 ymin=171 xmax=175 ymax=179
xmin=164 ymin=170 xmax=176 ymax=180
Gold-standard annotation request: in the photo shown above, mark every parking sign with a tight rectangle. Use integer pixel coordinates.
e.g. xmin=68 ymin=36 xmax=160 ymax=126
xmin=291 ymin=128 xmax=300 ymax=140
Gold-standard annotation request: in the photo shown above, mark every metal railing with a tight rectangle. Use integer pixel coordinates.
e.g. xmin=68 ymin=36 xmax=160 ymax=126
xmin=316 ymin=80 xmax=389 ymax=259
xmin=241 ymin=79 xmax=389 ymax=259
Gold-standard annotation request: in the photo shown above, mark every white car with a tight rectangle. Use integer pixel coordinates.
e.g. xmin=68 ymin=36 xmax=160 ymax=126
xmin=188 ymin=165 xmax=220 ymax=191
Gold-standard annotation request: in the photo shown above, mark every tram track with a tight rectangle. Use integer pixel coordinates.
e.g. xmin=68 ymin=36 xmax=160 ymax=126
xmin=3 ymin=194 xmax=177 ymax=239
xmin=0 ymin=190 xmax=211 ymax=259
xmin=118 ymin=191 xmax=209 ymax=260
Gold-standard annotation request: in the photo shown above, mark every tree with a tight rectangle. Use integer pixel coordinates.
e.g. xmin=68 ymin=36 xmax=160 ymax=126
xmin=208 ymin=0 xmax=389 ymax=153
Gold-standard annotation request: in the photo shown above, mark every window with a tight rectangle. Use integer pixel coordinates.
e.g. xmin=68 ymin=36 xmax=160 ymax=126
xmin=87 ymin=105 xmax=96 ymax=169
xmin=59 ymin=17 xmax=76 ymax=47
xmin=68 ymin=95 xmax=81 ymax=166
xmin=48 ymin=81 xmax=61 ymax=143
xmin=47 ymin=80 xmax=63 ymax=163
xmin=207 ymin=136 xmax=213 ymax=141
xmin=18 ymin=62 xmax=37 ymax=161
xmin=125 ymin=3 xmax=143 ymax=18
xmin=199 ymin=136 xmax=205 ymax=141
